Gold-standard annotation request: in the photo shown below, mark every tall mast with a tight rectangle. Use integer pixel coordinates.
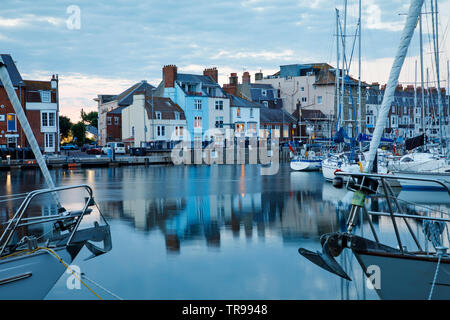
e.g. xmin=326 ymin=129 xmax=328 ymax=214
xmin=336 ymin=9 xmax=340 ymax=134
xmin=358 ymin=0 xmax=362 ymax=151
xmin=419 ymin=12 xmax=425 ymax=134
xmin=364 ymin=0 xmax=424 ymax=173
xmin=430 ymin=0 xmax=444 ymax=152
xmin=414 ymin=60 xmax=417 ymax=124
xmin=341 ymin=0 xmax=347 ymax=132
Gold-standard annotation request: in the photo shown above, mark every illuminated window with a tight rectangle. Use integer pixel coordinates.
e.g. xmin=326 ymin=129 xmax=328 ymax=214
xmin=236 ymin=107 xmax=240 ymax=117
xmin=7 ymin=114 xmax=16 ymax=132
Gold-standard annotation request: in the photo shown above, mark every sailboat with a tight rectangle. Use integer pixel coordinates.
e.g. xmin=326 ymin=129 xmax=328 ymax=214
xmin=0 ymin=56 xmax=112 ymax=299
xmin=299 ymin=0 xmax=450 ymax=300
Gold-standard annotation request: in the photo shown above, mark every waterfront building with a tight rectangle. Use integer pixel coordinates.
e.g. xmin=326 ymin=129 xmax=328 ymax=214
xmin=121 ymin=91 xmax=187 ymax=147
xmin=0 ymin=54 xmax=60 ymax=153
xmin=229 ymin=95 xmax=260 ymax=138
xmin=366 ymin=83 xmax=449 ymax=142
xmin=255 ymin=63 xmax=368 ymax=139
xmin=95 ymin=80 xmax=154 ymax=146
xmin=157 ymin=65 xmax=230 ymax=141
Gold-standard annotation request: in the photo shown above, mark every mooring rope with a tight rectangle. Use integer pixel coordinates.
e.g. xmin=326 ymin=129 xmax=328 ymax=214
xmin=428 ymin=253 xmax=442 ymax=300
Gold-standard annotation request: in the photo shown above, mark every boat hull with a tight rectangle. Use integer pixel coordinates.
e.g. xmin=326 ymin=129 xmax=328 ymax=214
xmin=290 ymin=159 xmax=322 ymax=171
xmin=0 ymin=247 xmax=80 ymax=300
xmin=354 ymin=251 xmax=450 ymax=300
xmin=393 ymin=172 xmax=450 ymax=191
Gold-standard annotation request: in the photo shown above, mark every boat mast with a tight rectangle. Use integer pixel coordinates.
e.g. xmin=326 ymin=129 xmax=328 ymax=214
xmin=336 ymin=8 xmax=340 ymax=140
xmin=364 ymin=0 xmax=425 ymax=172
xmin=0 ymin=57 xmax=61 ymax=207
xmin=341 ymin=0 xmax=347 ymax=135
xmin=430 ymin=0 xmax=444 ymax=153
xmin=358 ymin=0 xmax=362 ymax=151
xmin=419 ymin=11 xmax=426 ymax=137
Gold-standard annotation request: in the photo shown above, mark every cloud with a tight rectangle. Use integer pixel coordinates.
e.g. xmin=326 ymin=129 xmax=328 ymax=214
xmin=0 ymin=14 xmax=65 ymax=28
xmin=212 ymin=50 xmax=296 ymax=61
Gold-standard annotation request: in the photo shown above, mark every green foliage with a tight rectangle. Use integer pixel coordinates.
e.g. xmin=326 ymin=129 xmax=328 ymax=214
xmin=59 ymin=116 xmax=73 ymax=139
xmin=70 ymin=122 xmax=86 ymax=146
xmin=81 ymin=109 xmax=98 ymax=128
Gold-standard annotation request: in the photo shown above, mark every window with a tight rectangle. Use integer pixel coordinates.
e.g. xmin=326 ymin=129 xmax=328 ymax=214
xmin=250 ymin=108 xmax=254 ymax=118
xmin=0 ymin=115 xmax=4 ymax=121
xmin=7 ymin=114 xmax=16 ymax=132
xmin=391 ymin=116 xmax=397 ymax=126
xmin=156 ymin=112 xmax=162 ymax=120
xmin=248 ymin=123 xmax=256 ymax=134
xmin=391 ymin=106 xmax=396 ymax=113
xmin=157 ymin=126 xmax=165 ymax=137
xmin=235 ymin=123 xmax=244 ymax=133
xmin=283 ymin=125 xmax=289 ymax=138
xmin=317 ymin=96 xmax=323 ymax=104
xmin=174 ymin=112 xmax=180 ymax=120
xmin=40 ymin=91 xmax=51 ymax=103
xmin=403 ymin=106 xmax=407 ymax=114
xmin=261 ymin=89 xmax=267 ymax=96
xmin=277 ymin=89 xmax=281 ymax=98
xmin=215 ymin=116 xmax=224 ymax=128
xmin=236 ymin=107 xmax=241 ymax=118
xmin=42 ymin=112 xmax=55 ymax=127
xmin=195 ymin=100 xmax=202 ymax=110
xmin=107 ymin=117 xmax=111 ymax=126
xmin=215 ymin=100 xmax=223 ymax=110
xmin=45 ymin=133 xmax=54 ymax=149
xmin=263 ymin=101 xmax=268 ymax=108
xmin=301 ymin=87 xmax=305 ymax=92
xmin=131 ymin=126 xmax=135 ymax=137
xmin=114 ymin=117 xmax=119 ymax=125
xmin=194 ymin=116 xmax=202 ymax=128
xmin=274 ymin=125 xmax=280 ymax=138
xmin=301 ymin=97 xmax=307 ymax=103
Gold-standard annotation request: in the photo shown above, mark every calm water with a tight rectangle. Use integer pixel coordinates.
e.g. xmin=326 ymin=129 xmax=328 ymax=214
xmin=0 ymin=164 xmax=449 ymax=300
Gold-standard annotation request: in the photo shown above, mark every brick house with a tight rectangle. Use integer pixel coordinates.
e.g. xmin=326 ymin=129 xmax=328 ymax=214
xmin=106 ymin=106 xmax=124 ymax=142
xmin=0 ymin=54 xmax=60 ymax=153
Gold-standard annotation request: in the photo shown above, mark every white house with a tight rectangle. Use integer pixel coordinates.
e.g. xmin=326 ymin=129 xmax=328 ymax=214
xmin=229 ymin=95 xmax=260 ymax=138
xmin=121 ymin=92 xmax=187 ymax=147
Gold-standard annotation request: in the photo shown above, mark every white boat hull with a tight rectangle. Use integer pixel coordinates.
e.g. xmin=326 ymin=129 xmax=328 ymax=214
xmin=355 ymin=251 xmax=450 ymax=300
xmin=290 ymin=159 xmax=322 ymax=171
xmin=0 ymin=247 xmax=80 ymax=300
xmin=394 ymin=172 xmax=450 ymax=191
xmin=322 ymin=161 xmax=362 ymax=181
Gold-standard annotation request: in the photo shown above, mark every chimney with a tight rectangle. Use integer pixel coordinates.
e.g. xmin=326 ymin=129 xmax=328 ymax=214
xmin=229 ymin=73 xmax=238 ymax=86
xmin=405 ymin=85 xmax=414 ymax=92
xmin=396 ymin=84 xmax=403 ymax=91
xmin=203 ymin=67 xmax=218 ymax=83
xmin=242 ymin=71 xmax=251 ymax=84
xmin=255 ymin=72 xmax=263 ymax=81
xmin=163 ymin=65 xmax=177 ymax=88
xmin=371 ymin=82 xmax=379 ymax=90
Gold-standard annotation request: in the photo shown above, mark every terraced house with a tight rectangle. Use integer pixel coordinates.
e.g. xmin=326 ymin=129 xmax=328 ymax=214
xmin=157 ymin=65 xmax=230 ymax=141
xmin=0 ymin=54 xmax=60 ymax=153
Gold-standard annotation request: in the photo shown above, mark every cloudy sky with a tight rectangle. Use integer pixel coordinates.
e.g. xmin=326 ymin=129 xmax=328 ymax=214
xmin=1 ymin=0 xmax=449 ymax=121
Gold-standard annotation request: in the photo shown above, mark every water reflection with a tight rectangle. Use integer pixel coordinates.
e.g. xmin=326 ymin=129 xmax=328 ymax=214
xmin=0 ymin=164 xmax=448 ymax=300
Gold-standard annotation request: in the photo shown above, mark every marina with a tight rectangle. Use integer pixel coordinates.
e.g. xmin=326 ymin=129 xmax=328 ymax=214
xmin=0 ymin=0 xmax=449 ymax=305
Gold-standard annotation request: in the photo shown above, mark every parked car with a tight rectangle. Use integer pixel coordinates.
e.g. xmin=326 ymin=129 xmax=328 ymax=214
xmin=102 ymin=142 xmax=126 ymax=155
xmin=61 ymin=144 xmax=79 ymax=150
xmin=86 ymin=146 xmax=103 ymax=155
xmin=81 ymin=143 xmax=98 ymax=152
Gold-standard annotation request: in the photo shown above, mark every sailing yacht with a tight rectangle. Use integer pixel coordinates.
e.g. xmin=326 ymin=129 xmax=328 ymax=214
xmin=299 ymin=0 xmax=450 ymax=300
xmin=0 ymin=56 xmax=112 ymax=299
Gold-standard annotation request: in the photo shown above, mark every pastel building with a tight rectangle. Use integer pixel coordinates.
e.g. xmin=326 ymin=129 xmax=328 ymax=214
xmin=157 ymin=65 xmax=230 ymax=141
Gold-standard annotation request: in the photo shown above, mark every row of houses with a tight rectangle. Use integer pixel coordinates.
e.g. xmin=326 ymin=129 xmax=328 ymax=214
xmin=0 ymin=54 xmax=60 ymax=153
xmin=97 ymin=63 xmax=450 ymax=148
xmin=96 ymin=66 xmax=297 ymax=147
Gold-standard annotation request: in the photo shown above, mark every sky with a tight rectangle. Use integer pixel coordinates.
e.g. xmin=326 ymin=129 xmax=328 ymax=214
xmin=1 ymin=0 xmax=449 ymax=122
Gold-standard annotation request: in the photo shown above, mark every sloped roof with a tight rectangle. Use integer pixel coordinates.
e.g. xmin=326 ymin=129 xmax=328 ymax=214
xmin=177 ymin=73 xmax=218 ymax=86
xmin=260 ymin=108 xmax=296 ymax=124
xmin=292 ymin=109 xmax=327 ymax=120
xmin=115 ymin=81 xmax=155 ymax=106
xmin=230 ymin=95 xmax=262 ymax=108
xmin=144 ymin=97 xmax=186 ymax=120
xmin=0 ymin=54 xmax=23 ymax=87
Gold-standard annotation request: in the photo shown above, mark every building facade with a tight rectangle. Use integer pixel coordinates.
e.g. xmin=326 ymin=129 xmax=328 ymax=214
xmin=159 ymin=65 xmax=230 ymax=141
xmin=96 ymin=80 xmax=154 ymax=146
xmin=229 ymin=95 xmax=260 ymax=138
xmin=121 ymin=92 xmax=187 ymax=147
xmin=0 ymin=54 xmax=60 ymax=153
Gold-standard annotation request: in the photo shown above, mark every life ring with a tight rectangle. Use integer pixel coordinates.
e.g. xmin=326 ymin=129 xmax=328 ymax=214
xmin=334 ymin=169 xmax=342 ymax=176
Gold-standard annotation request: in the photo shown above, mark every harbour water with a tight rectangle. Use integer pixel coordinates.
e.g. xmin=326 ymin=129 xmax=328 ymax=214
xmin=0 ymin=164 xmax=448 ymax=300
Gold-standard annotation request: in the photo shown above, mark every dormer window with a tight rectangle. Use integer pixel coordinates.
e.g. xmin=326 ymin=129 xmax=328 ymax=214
xmin=261 ymin=89 xmax=267 ymax=96
xmin=174 ymin=112 xmax=180 ymax=120
xmin=41 ymin=91 xmax=51 ymax=103
xmin=155 ymin=112 xmax=162 ymax=120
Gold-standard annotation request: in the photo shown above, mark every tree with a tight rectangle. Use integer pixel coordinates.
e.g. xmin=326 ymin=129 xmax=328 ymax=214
xmin=81 ymin=109 xmax=98 ymax=128
xmin=70 ymin=122 xmax=86 ymax=146
xmin=59 ymin=116 xmax=73 ymax=140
